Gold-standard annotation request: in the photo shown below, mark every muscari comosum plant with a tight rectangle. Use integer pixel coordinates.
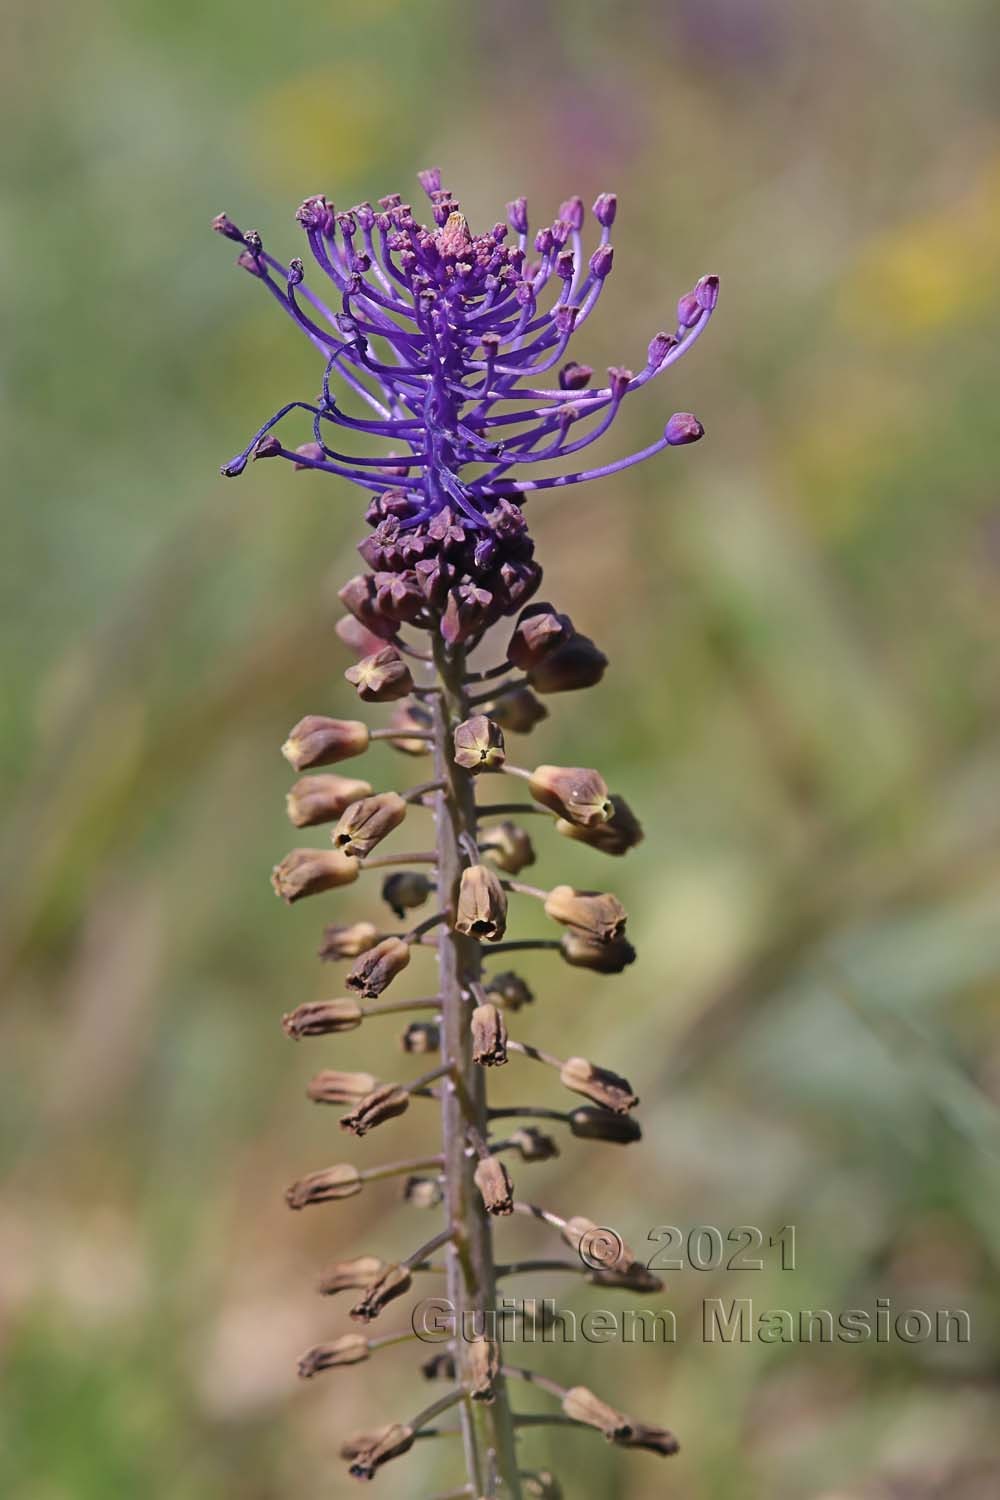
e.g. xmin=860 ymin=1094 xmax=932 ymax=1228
xmin=215 ymin=169 xmax=717 ymax=1497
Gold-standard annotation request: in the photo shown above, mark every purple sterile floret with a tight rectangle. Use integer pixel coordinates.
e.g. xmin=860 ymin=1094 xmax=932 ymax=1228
xmin=215 ymin=173 xmax=718 ymax=582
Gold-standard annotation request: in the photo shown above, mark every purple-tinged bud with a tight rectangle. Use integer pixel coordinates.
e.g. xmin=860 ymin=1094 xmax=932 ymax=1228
xmin=340 ymin=1083 xmax=410 ymax=1138
xmin=402 ymin=1175 xmax=442 ymax=1208
xmin=507 ymin=197 xmax=529 ymax=234
xmin=317 ymin=921 xmax=380 ymax=962
xmin=556 ymin=251 xmax=575 ymax=281
xmin=473 ymin=535 xmax=499 ymax=572
xmin=664 ymin=412 xmax=704 ymax=446
xmin=543 ymin=886 xmax=628 ymax=943
xmin=467 ymin=1335 xmax=500 ymax=1403
xmin=569 ymin=1106 xmax=642 ymax=1144
xmin=647 ymin=330 xmax=677 ymax=368
xmin=589 ymin=243 xmax=614 ymax=280
xmin=286 ymin=774 xmax=373 ymax=828
xmin=338 ymin=574 xmax=399 ymax=641
xmin=287 ymin=257 xmax=304 ymax=285
xmin=282 ymin=715 xmax=370 ymax=770
xmin=381 ymin=871 xmax=432 ymax=919
xmin=528 ymin=633 xmax=608 ymax=694
xmin=474 ymin=1155 xmax=514 ymax=1216
xmin=344 ymin=1424 xmax=416 ymax=1481
xmin=401 ymin=1021 xmax=440 ymax=1054
xmin=528 ymin=766 xmax=612 ymax=827
xmin=695 ymin=273 xmax=720 ymax=311
xmin=307 ymin=1069 xmax=380 ymax=1104
xmin=481 ymin=820 xmax=535 ymax=876
xmin=212 ymin=212 xmax=244 ymax=241
xmin=317 ymin=1255 xmax=387 ymax=1296
xmin=332 ymin=792 xmax=408 ymax=858
xmin=488 ymin=686 xmax=549 ymax=735
xmin=282 ymin=998 xmax=364 ymax=1038
xmin=285 ymin=1162 xmax=362 ymax=1209
xmin=270 ymin=849 xmax=359 ymax=904
xmin=335 ymin=614 xmax=389 ymax=660
xmin=500 ymin=559 xmax=543 ymax=612
xmin=344 ymin=645 xmax=413 ymax=703
xmin=483 ymin=971 xmax=534 ymax=1011
xmin=471 ymin=1003 xmax=508 ymax=1066
xmin=507 ymin=602 xmax=574 ymax=670
xmin=455 ymin=864 xmax=508 ymax=942
xmin=415 ymin=557 xmax=453 ymax=610
xmin=453 ymin=714 xmax=506 ymax=772
xmin=355 ymin=201 xmax=375 ymax=231
xmin=350 ymin=1260 xmax=414 ymax=1321
xmin=560 ymin=196 xmax=585 ymax=232
xmin=534 ymin=227 xmax=554 ymax=256
xmin=511 ymin=1127 xmax=559 ymax=1162
xmin=553 ymin=303 xmax=579 ymax=335
xmin=608 ymin=365 xmax=633 ymax=401
xmin=297 ymin=1335 xmax=369 ymax=1376
xmin=417 ymin=166 xmax=442 ymax=196
xmin=555 ymin=793 xmax=644 ymax=856
xmin=441 ymin=583 xmax=492 ymax=645
xmin=561 ymin=1386 xmax=632 ymax=1442
xmin=559 ymin=361 xmax=593 ymax=390
xmin=251 ymin=434 xmax=281 ymax=458
xmin=559 ymin=931 xmax=636 ymax=974
xmin=592 ymin=192 xmax=618 ymax=227
xmin=293 ymin=441 xmax=325 ymax=470
xmin=387 ymin=699 xmax=434 ymax=756
xmin=550 ymin=218 xmax=571 ymax=248
xmin=559 ymin=1056 xmax=638 ymax=1113
xmin=372 ymin=573 xmax=424 ymax=626
xmin=676 ymin=290 xmax=701 ymax=328
xmin=346 ymin=937 xmax=411 ymax=998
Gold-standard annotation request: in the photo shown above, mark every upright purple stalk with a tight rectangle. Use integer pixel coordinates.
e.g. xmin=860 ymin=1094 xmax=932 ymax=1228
xmin=216 ymin=171 xmax=717 ymax=1496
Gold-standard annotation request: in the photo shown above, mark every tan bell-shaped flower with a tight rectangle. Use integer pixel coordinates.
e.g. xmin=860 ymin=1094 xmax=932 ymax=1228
xmin=350 ymin=1262 xmax=413 ymax=1322
xmin=559 ymin=930 xmax=636 ymax=974
xmin=317 ymin=921 xmax=380 ymax=961
xmin=528 ymin=765 xmax=612 ymax=827
xmin=317 ymin=1255 xmax=388 ymax=1297
xmin=344 ymin=645 xmax=414 ymax=703
xmin=561 ymin=1385 xmax=632 ymax=1441
xmin=339 ymin=1083 xmax=410 ymax=1137
xmin=270 ymin=848 xmax=359 ymax=904
xmin=453 ymin=714 xmax=506 ymax=771
xmin=386 ymin=699 xmax=434 ymax=755
xmin=332 ymin=792 xmax=407 ymax=857
xmin=455 ymin=864 xmax=508 ymax=942
xmin=559 ymin=1057 xmax=639 ymax=1114
xmin=474 ymin=1155 xmax=514 ymax=1215
xmin=543 ymin=886 xmax=628 ymax=943
xmin=286 ymin=773 xmax=373 ymax=827
xmin=555 ymin=793 xmax=643 ymax=855
xmin=281 ymin=998 xmax=364 ymax=1038
xmin=281 ymin=715 xmax=370 ymax=770
xmin=346 ymin=936 xmax=411 ymax=997
xmin=307 ymin=1069 xmax=380 ymax=1104
xmin=343 ymin=1424 xmax=416 ymax=1481
xmin=297 ymin=1335 xmax=370 ymax=1376
xmin=285 ymin=1162 xmax=363 ymax=1209
xmin=470 ymin=1003 xmax=508 ymax=1066
xmin=481 ymin=819 xmax=535 ymax=874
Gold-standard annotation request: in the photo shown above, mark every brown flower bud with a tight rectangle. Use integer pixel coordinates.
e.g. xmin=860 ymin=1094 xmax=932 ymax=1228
xmin=481 ymin=820 xmax=536 ymax=875
xmin=350 ymin=1262 xmax=412 ymax=1321
xmin=453 ymin=714 xmax=506 ymax=771
xmin=337 ymin=573 xmax=399 ymax=641
xmin=317 ymin=1255 xmax=387 ymax=1296
xmin=528 ymin=766 xmax=612 ymax=828
xmin=387 ymin=698 xmax=433 ymax=755
xmin=346 ymin=936 xmax=411 ymax=997
xmin=470 ymin=1003 xmax=508 ymax=1066
xmin=474 ymin=1155 xmax=514 ymax=1215
xmin=488 ymin=685 xmax=548 ymax=734
xmin=271 ymin=848 xmax=359 ymax=904
xmin=282 ymin=715 xmax=370 ymax=770
xmin=420 ymin=1351 xmax=456 ymax=1381
xmin=561 ymin=1385 xmax=632 ymax=1441
xmin=282 ymin=998 xmax=364 ymax=1038
xmin=569 ymin=1107 xmax=642 ymax=1144
xmin=466 ymin=1335 xmax=499 ymax=1402
xmin=345 ymin=645 xmax=414 ymax=703
xmin=559 ymin=1057 xmax=639 ymax=1114
xmin=559 ymin=931 xmax=636 ymax=974
xmin=483 ymin=971 xmax=534 ymax=1011
xmin=614 ymin=1421 xmax=679 ymax=1456
xmin=455 ymin=864 xmax=507 ymax=942
xmin=528 ymin=633 xmax=608 ymax=694
xmin=511 ymin=1127 xmax=560 ymax=1162
xmin=285 ymin=1162 xmax=362 ymax=1209
xmin=286 ymin=773 xmax=373 ymax=827
xmin=343 ymin=1424 xmax=416 ymax=1481
xmin=400 ymin=1021 xmax=440 ymax=1054
xmin=317 ymin=921 xmax=380 ymax=961
xmin=507 ymin=602 xmax=574 ymax=670
xmin=523 ymin=1471 xmax=564 ymax=1499
xmin=307 ymin=1069 xmax=380 ymax=1104
xmin=382 ymin=870 xmax=432 ymax=918
xmin=340 ymin=1083 xmax=410 ymax=1137
xmin=402 ymin=1175 xmax=442 ymax=1208
xmin=543 ymin=886 xmax=628 ymax=943
xmin=332 ymin=792 xmax=407 ymax=857
xmin=297 ymin=1335 xmax=369 ymax=1376
xmin=555 ymin=793 xmax=644 ymax=856
xmin=335 ymin=613 xmax=387 ymax=659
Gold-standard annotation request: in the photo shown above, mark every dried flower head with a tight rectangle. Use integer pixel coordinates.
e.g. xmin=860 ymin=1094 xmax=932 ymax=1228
xmin=470 ymin=1003 xmax=508 ymax=1066
xmin=349 ymin=1261 xmax=413 ymax=1321
xmin=343 ymin=1424 xmax=415 ymax=1481
xmin=455 ymin=864 xmax=508 ymax=941
xmin=317 ymin=1255 xmax=388 ymax=1296
xmin=346 ymin=936 xmax=411 ymax=997
xmin=340 ymin=1082 xmax=410 ymax=1137
xmin=285 ymin=1162 xmax=362 ymax=1209
xmin=474 ymin=1155 xmax=514 ymax=1215
xmin=298 ymin=1335 xmax=370 ymax=1376
xmin=332 ymin=791 xmax=408 ymax=857
xmin=317 ymin=921 xmax=380 ymax=961
xmin=282 ymin=998 xmax=364 ymax=1037
xmin=306 ymin=1069 xmax=380 ymax=1104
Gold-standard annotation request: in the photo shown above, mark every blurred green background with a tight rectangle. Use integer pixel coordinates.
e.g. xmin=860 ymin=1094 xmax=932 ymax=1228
xmin=3 ymin=1 xmax=1000 ymax=1497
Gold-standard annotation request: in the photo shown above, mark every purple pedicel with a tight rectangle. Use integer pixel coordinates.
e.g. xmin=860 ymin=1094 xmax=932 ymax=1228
xmin=215 ymin=174 xmax=718 ymax=621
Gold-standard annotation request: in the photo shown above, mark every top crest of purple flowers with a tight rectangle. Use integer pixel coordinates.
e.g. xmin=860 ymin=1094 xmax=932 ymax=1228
xmin=214 ymin=170 xmax=717 ymax=636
